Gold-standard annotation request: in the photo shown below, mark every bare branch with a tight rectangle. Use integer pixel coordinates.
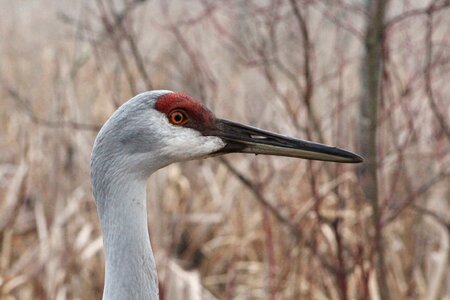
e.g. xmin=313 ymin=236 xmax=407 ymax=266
xmin=424 ymin=9 xmax=450 ymax=140
xmin=3 ymin=82 xmax=101 ymax=132
xmin=386 ymin=1 xmax=450 ymax=29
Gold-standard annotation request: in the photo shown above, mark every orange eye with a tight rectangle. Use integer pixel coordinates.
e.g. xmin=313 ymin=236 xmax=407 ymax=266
xmin=169 ymin=110 xmax=187 ymax=125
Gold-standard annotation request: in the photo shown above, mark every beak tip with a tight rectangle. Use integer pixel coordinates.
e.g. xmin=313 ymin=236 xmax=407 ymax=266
xmin=345 ymin=152 xmax=364 ymax=163
xmin=355 ymin=156 xmax=364 ymax=163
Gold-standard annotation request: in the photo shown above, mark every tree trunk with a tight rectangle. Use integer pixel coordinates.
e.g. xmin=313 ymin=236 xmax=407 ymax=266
xmin=359 ymin=0 xmax=390 ymax=299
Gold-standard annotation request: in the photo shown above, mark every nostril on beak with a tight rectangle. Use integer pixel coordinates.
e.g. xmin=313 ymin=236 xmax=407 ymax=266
xmin=250 ymin=134 xmax=268 ymax=140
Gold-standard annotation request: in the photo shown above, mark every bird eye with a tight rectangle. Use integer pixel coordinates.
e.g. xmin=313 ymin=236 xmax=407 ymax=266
xmin=169 ymin=110 xmax=187 ymax=125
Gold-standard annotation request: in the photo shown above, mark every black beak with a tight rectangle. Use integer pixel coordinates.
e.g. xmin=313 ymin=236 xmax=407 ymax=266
xmin=211 ymin=119 xmax=363 ymax=163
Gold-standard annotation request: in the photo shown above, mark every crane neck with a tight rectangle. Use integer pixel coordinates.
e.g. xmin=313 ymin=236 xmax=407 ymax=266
xmin=93 ymin=170 xmax=159 ymax=300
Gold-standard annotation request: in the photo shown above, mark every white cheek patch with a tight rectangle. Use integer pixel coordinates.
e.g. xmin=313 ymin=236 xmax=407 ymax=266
xmin=164 ymin=128 xmax=225 ymax=160
xmin=196 ymin=136 xmax=226 ymax=154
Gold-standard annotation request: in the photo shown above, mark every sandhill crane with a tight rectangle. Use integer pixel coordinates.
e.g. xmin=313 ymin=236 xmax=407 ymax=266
xmin=90 ymin=90 xmax=363 ymax=300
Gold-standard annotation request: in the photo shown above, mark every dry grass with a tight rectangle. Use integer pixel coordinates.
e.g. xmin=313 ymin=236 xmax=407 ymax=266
xmin=0 ymin=1 xmax=449 ymax=299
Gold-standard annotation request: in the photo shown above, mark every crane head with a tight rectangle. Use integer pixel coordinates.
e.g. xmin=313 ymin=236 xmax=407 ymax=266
xmin=93 ymin=90 xmax=362 ymax=178
xmin=153 ymin=91 xmax=363 ymax=163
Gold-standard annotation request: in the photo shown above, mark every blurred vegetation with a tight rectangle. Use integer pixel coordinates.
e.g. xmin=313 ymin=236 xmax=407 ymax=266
xmin=0 ymin=0 xmax=449 ymax=299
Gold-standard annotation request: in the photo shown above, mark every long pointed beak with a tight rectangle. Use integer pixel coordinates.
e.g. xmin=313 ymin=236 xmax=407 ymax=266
xmin=211 ymin=119 xmax=363 ymax=163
